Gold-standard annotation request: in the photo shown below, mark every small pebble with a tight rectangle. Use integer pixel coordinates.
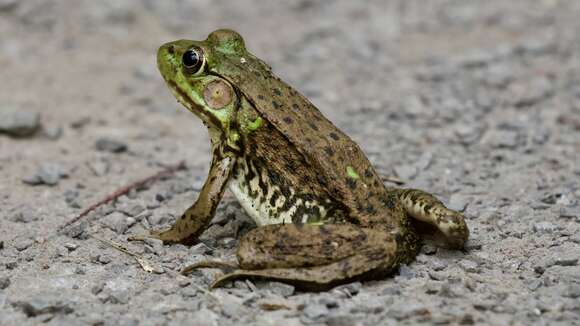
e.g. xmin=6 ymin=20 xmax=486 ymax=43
xmin=91 ymin=281 xmax=106 ymax=295
xmin=10 ymin=206 xmax=38 ymax=223
xmin=302 ymin=303 xmax=329 ymax=320
xmin=14 ymin=238 xmax=34 ymax=251
xmin=42 ymin=125 xmax=63 ymax=140
xmin=533 ymin=222 xmax=558 ymax=234
xmin=398 ymin=264 xmax=417 ymax=279
xmin=0 ymin=109 xmax=41 ymax=137
xmin=261 ymin=281 xmax=295 ymax=297
xmin=22 ymin=163 xmax=68 ymax=186
xmin=98 ymin=255 xmax=112 ymax=265
xmin=95 ymin=137 xmax=128 ymax=153
xmin=0 ymin=276 xmax=11 ymax=289
xmin=458 ymin=259 xmax=480 ymax=273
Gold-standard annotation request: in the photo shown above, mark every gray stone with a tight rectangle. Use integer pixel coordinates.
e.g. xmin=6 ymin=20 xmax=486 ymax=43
xmin=23 ymin=162 xmax=68 ymax=186
xmin=0 ymin=276 xmax=10 ymax=289
xmin=91 ymin=281 xmax=106 ymax=295
xmin=332 ymin=281 xmax=361 ymax=296
xmin=116 ymin=202 xmax=145 ymax=217
xmin=0 ymin=109 xmax=41 ymax=137
xmin=148 ymin=213 xmax=172 ymax=226
xmin=61 ymin=222 xmax=88 ymax=239
xmin=526 ymin=279 xmax=542 ymax=291
xmin=533 ymin=222 xmax=558 ymax=234
xmin=388 ymin=303 xmax=429 ymax=321
xmin=95 ymin=137 xmax=128 ymax=153
xmin=558 ymin=207 xmax=580 ymax=220
xmin=97 ymin=255 xmax=112 ymax=265
xmin=63 ymin=189 xmax=80 ymax=208
xmin=42 ymin=125 xmax=63 ymax=140
xmin=14 ymin=237 xmax=34 ymax=251
xmin=105 ymin=289 xmax=130 ymax=304
xmin=64 ymin=243 xmax=78 ymax=251
xmin=398 ymin=264 xmax=417 ymax=279
xmin=459 ymin=259 xmax=480 ymax=273
xmin=485 ymin=129 xmax=520 ymax=149
xmin=10 ymin=206 xmax=38 ymax=223
xmin=302 ymin=303 xmax=328 ymax=320
xmin=13 ymin=297 xmax=74 ymax=317
xmin=100 ymin=212 xmax=130 ymax=234
xmin=510 ymin=77 xmax=553 ymax=108
xmin=260 ymin=281 xmax=295 ymax=297
xmin=553 ymin=256 xmax=579 ymax=267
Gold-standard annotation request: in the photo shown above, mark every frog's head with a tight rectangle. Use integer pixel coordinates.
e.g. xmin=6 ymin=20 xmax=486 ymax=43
xmin=157 ymin=29 xmax=248 ymax=147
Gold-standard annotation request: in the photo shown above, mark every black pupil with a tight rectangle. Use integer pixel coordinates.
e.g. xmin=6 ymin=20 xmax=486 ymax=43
xmin=182 ymin=50 xmax=201 ymax=70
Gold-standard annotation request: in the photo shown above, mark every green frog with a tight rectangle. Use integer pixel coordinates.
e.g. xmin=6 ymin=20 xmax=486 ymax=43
xmin=131 ymin=29 xmax=469 ymax=289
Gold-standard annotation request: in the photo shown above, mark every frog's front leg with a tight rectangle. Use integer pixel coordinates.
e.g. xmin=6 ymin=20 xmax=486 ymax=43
xmin=388 ymin=188 xmax=469 ymax=249
xmin=129 ymin=155 xmax=236 ymax=245
xmin=185 ymin=224 xmax=401 ymax=289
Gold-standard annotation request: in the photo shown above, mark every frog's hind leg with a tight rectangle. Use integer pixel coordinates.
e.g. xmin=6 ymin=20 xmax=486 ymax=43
xmin=196 ymin=224 xmax=400 ymax=289
xmin=388 ymin=188 xmax=469 ymax=248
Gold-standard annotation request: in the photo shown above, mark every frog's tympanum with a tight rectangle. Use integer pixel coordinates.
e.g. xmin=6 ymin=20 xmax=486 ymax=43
xmin=131 ymin=29 xmax=469 ymax=289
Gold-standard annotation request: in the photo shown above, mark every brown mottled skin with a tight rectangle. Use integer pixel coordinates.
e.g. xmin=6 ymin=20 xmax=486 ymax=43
xmin=130 ymin=29 xmax=469 ymax=289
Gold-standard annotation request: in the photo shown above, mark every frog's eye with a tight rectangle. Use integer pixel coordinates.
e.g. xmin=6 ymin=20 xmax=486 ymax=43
xmin=182 ymin=47 xmax=205 ymax=74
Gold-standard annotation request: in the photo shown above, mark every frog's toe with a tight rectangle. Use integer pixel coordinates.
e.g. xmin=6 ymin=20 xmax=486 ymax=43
xmin=128 ymin=228 xmax=194 ymax=244
xmin=438 ymin=210 xmax=469 ymax=249
xmin=181 ymin=260 xmax=239 ymax=275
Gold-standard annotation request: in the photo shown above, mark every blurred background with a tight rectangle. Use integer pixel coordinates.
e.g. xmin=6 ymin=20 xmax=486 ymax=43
xmin=1 ymin=1 xmax=579 ymax=325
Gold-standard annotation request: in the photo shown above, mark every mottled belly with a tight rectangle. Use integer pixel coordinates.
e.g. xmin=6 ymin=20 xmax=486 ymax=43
xmin=228 ymin=159 xmax=339 ymax=226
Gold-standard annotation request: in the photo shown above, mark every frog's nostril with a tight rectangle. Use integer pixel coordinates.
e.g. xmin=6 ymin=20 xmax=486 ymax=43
xmin=167 ymin=45 xmax=175 ymax=55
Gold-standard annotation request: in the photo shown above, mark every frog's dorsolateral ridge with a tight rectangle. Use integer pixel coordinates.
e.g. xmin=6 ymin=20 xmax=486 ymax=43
xmin=130 ymin=29 xmax=469 ymax=289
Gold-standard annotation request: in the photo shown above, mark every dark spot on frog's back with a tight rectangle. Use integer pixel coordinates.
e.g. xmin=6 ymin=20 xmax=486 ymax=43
xmin=329 ymin=132 xmax=340 ymax=141
xmin=257 ymin=94 xmax=265 ymax=100
xmin=292 ymin=103 xmax=300 ymax=111
xmin=283 ymin=117 xmax=293 ymax=124
xmin=272 ymin=101 xmax=281 ymax=109
xmin=365 ymin=168 xmax=373 ymax=178
xmin=272 ymin=88 xmax=282 ymax=96
xmin=308 ymin=122 xmax=319 ymax=131
xmin=323 ymin=146 xmax=334 ymax=157
xmin=346 ymin=178 xmax=357 ymax=190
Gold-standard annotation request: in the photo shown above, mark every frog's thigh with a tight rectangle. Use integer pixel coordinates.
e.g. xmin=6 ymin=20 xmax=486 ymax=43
xmin=212 ymin=224 xmax=399 ymax=287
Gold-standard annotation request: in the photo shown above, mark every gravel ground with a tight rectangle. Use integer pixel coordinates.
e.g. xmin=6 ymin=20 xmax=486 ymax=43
xmin=1 ymin=1 xmax=579 ymax=325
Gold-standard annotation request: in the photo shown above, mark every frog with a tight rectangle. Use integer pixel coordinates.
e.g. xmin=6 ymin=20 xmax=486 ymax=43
xmin=130 ymin=29 xmax=469 ymax=289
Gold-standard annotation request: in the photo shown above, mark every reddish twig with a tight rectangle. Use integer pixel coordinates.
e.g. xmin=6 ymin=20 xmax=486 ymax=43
xmin=58 ymin=160 xmax=187 ymax=232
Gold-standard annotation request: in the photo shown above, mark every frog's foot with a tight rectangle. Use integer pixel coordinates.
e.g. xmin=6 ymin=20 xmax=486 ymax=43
xmin=391 ymin=188 xmax=469 ymax=249
xmin=181 ymin=260 xmax=239 ymax=275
